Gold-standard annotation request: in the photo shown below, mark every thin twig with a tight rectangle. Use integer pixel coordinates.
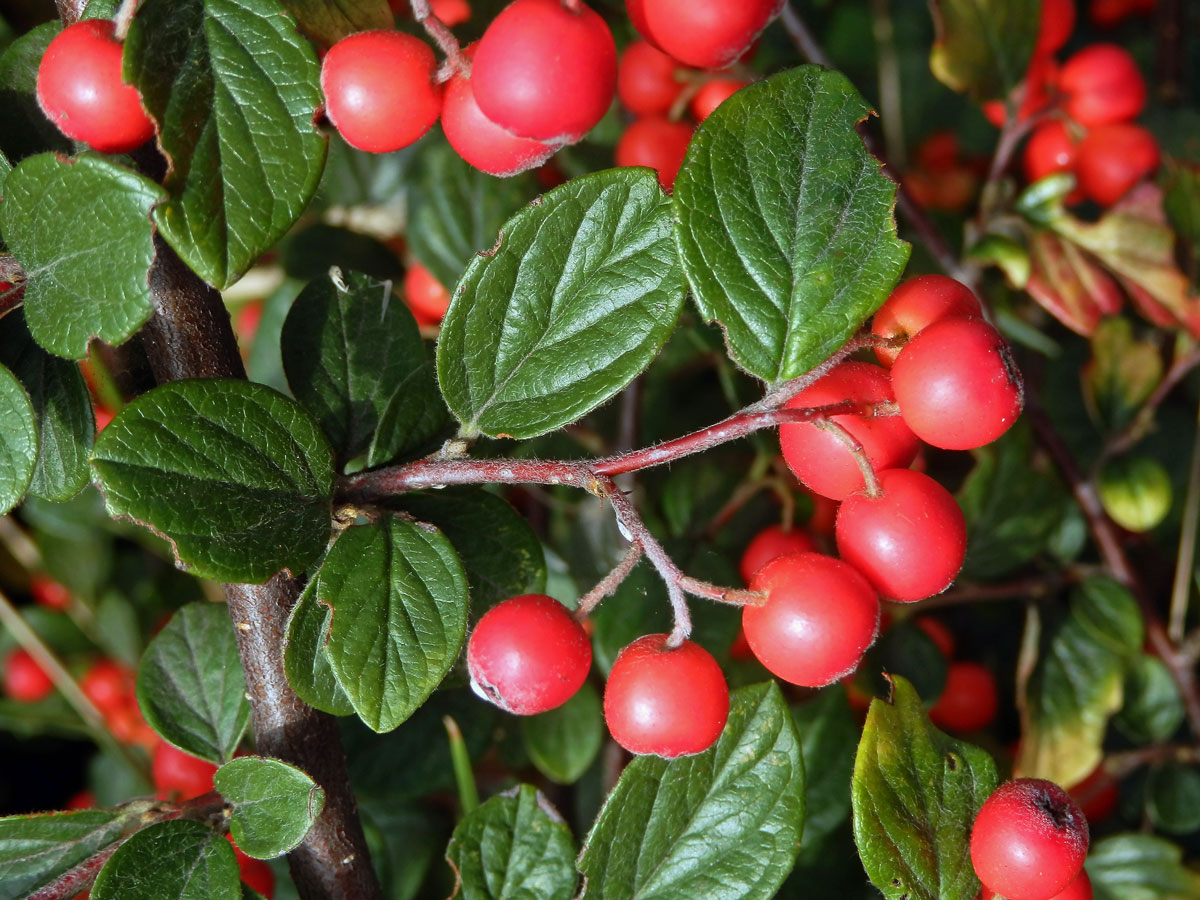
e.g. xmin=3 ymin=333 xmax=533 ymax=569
xmin=576 ymin=543 xmax=643 ymax=618
xmin=1103 ymin=342 xmax=1200 ymax=461
xmin=409 ymin=0 xmax=468 ymax=81
xmin=814 ymin=418 xmax=881 ymax=497
xmin=1169 ymin=393 xmax=1200 ymax=643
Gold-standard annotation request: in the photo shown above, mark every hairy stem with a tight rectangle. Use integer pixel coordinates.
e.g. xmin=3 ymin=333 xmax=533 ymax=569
xmin=576 ymin=543 xmax=644 ymax=619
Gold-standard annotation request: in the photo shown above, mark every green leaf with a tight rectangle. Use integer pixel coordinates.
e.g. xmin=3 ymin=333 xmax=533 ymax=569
xmin=283 ymin=577 xmax=355 ymax=716
xmin=851 ymin=674 xmax=999 ymax=900
xmin=278 ymin=0 xmax=393 ymax=47
xmin=578 ymin=682 xmax=805 ymax=900
xmin=136 ymin=602 xmax=251 ymax=763
xmin=1087 ymin=834 xmax=1200 ymax=900
xmin=929 ymin=0 xmax=1039 ymax=102
xmin=1114 ymin=654 xmax=1185 ymax=745
xmin=1164 ymin=161 xmax=1200 ymax=289
xmin=673 ymin=65 xmax=909 ymax=383
xmin=437 ymin=167 xmax=686 ymax=439
xmin=392 ymin=488 xmax=546 ymax=612
xmin=0 ymin=154 xmax=165 ymax=358
xmin=361 ymin=802 xmax=447 ymax=900
xmin=282 ymin=269 xmax=444 ymax=467
xmin=0 ymin=314 xmax=94 ymax=501
xmin=520 ymin=681 xmax=603 ymax=785
xmin=1145 ymin=763 xmax=1200 ymax=835
xmin=793 ymin=688 xmax=858 ymax=847
xmin=92 ymin=820 xmax=240 ymax=900
xmin=214 ymin=756 xmax=326 ymax=858
xmin=319 ymin=517 xmax=469 ymax=732
xmin=408 ymin=141 xmax=536 ymax=291
xmin=0 ymin=23 xmax=70 ymax=164
xmin=124 ymin=0 xmax=326 ymax=289
xmin=446 ymin=784 xmax=577 ymax=900
xmin=91 ymin=379 xmax=335 ymax=583
xmin=1082 ymin=318 xmax=1163 ymax=433
xmin=0 ymin=362 xmax=36 ymax=515
xmin=1016 ymin=577 xmax=1143 ymax=788
xmin=0 ymin=809 xmax=127 ymax=900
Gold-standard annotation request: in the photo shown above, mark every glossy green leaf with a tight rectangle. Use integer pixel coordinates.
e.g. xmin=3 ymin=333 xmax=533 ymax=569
xmin=0 ymin=314 xmax=93 ymax=501
xmin=283 ymin=577 xmax=355 ymax=716
xmin=214 ymin=756 xmax=326 ymax=858
xmin=92 ymin=820 xmax=240 ymax=900
xmin=1145 ymin=763 xmax=1200 ymax=835
xmin=393 ymin=488 xmax=546 ymax=612
xmin=929 ymin=0 xmax=1039 ymax=102
xmin=1086 ymin=834 xmax=1200 ymax=900
xmin=91 ymin=379 xmax=335 ymax=583
xmin=793 ymin=688 xmax=858 ymax=847
xmin=437 ymin=168 xmax=686 ymax=439
xmin=0 ymin=153 xmax=165 ymax=358
xmin=279 ymin=0 xmax=393 ymax=47
xmin=0 ymin=808 xmax=127 ymax=900
xmin=124 ymin=0 xmax=326 ymax=289
xmin=446 ymin=784 xmax=577 ymax=900
xmin=0 ymin=23 xmax=69 ymax=164
xmin=408 ymin=141 xmax=536 ymax=291
xmin=852 ymin=675 xmax=999 ymax=900
xmin=319 ymin=517 xmax=469 ymax=732
xmin=673 ymin=65 xmax=909 ymax=383
xmin=520 ymin=681 xmax=602 ymax=785
xmin=578 ymin=682 xmax=805 ymax=900
xmin=0 ymin=363 xmax=36 ymax=515
xmin=282 ymin=269 xmax=445 ymax=467
xmin=1016 ymin=577 xmax=1142 ymax=788
xmin=1114 ymin=654 xmax=1185 ymax=745
xmin=136 ymin=602 xmax=251 ymax=763
xmin=1164 ymin=162 xmax=1200 ymax=288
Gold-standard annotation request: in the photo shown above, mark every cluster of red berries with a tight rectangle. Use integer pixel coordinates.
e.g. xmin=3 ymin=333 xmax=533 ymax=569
xmin=972 ymin=778 xmax=1092 ymax=900
xmin=902 ymin=131 xmax=984 ymax=214
xmin=997 ymin=0 xmax=1159 ymax=208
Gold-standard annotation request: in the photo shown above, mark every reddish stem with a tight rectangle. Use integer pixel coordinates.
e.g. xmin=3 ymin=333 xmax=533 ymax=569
xmin=409 ymin=0 xmax=468 ymax=80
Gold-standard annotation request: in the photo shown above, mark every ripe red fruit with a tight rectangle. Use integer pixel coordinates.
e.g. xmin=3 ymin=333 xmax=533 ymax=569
xmin=80 ymin=659 xmax=135 ymax=715
xmin=467 ymin=594 xmax=592 ymax=715
xmin=626 ymin=0 xmax=782 ymax=70
xmin=1058 ymin=43 xmax=1146 ymax=127
xmin=3 ymin=649 xmax=54 ymax=703
xmin=689 ymin=78 xmax=748 ymax=121
xmin=472 ymin=0 xmax=616 ymax=143
xmin=929 ymin=662 xmax=998 ymax=732
xmin=779 ymin=361 xmax=920 ymax=500
xmin=738 ymin=523 xmax=818 ymax=584
xmin=870 ymin=274 xmax=982 ymax=367
xmin=403 ymin=264 xmax=453 ymax=325
xmin=228 ymin=835 xmax=276 ymax=898
xmin=836 ymin=469 xmax=967 ymax=602
xmin=1075 ymin=122 xmax=1160 ymax=207
xmin=152 ymin=742 xmax=218 ymax=800
xmin=617 ymin=40 xmax=685 ymax=116
xmin=29 ymin=575 xmax=71 ymax=612
xmin=744 ymin=552 xmax=880 ymax=687
xmin=986 ymin=870 xmax=1094 ymax=900
xmin=1089 ymin=0 xmax=1154 ymax=27
xmin=432 ymin=0 xmax=472 ymax=25
xmin=603 ymin=634 xmax=728 ymax=756
xmin=441 ymin=44 xmax=559 ymax=177
xmin=971 ymin=778 xmax=1090 ymax=900
xmin=320 ymin=31 xmax=441 ymax=153
xmin=890 ymin=317 xmax=1024 ymax=451
xmin=1023 ymin=119 xmax=1081 ymax=186
xmin=614 ymin=116 xmax=693 ymax=190
xmin=36 ymin=20 xmax=155 ymax=154
xmin=1036 ymin=0 xmax=1076 ymax=55
xmin=1070 ymin=765 xmax=1119 ymax=824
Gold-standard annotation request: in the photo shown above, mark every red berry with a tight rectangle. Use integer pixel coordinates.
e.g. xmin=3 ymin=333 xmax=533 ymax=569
xmin=1058 ymin=43 xmax=1146 ymax=127
xmin=689 ymin=78 xmax=748 ymax=121
xmin=738 ymin=523 xmax=818 ymax=584
xmin=986 ymin=871 xmax=1094 ymax=900
xmin=617 ymin=40 xmax=685 ymax=116
xmin=66 ymin=789 xmax=95 ymax=809
xmin=614 ymin=116 xmax=693 ymax=190
xmin=472 ymin=0 xmax=616 ymax=143
xmin=36 ymin=20 xmax=155 ymax=154
xmin=1075 ymin=122 xmax=1160 ymax=207
xmin=1089 ymin=0 xmax=1154 ymax=27
xmin=3 ymin=649 xmax=54 ymax=703
xmin=467 ymin=594 xmax=592 ymax=715
xmin=971 ymin=778 xmax=1089 ymax=900
xmin=836 ymin=469 xmax=967 ymax=602
xmin=1036 ymin=0 xmax=1076 ymax=55
xmin=152 ymin=742 xmax=217 ymax=800
xmin=1070 ymin=765 xmax=1119 ymax=824
xmin=779 ymin=361 xmax=920 ymax=500
xmin=432 ymin=0 xmax=472 ymax=26
xmin=29 ymin=575 xmax=71 ymax=612
xmin=442 ymin=44 xmax=559 ymax=177
xmin=914 ymin=617 xmax=956 ymax=658
xmin=929 ymin=662 xmax=998 ymax=732
xmin=80 ymin=659 xmax=135 ymax=715
xmin=603 ymin=634 xmax=728 ymax=757
xmin=228 ymin=835 xmax=276 ymax=898
xmin=914 ymin=131 xmax=961 ymax=170
xmin=321 ymin=31 xmax=441 ymax=153
xmin=403 ymin=263 xmax=453 ymax=324
xmin=1023 ymin=119 xmax=1081 ymax=185
xmin=983 ymin=55 xmax=1057 ymax=128
xmin=890 ymin=316 xmax=1024 ymax=451
xmin=871 ymin=274 xmax=982 ymax=368
xmin=626 ymin=0 xmax=781 ymax=70
xmin=744 ymin=552 xmax=880 ymax=687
